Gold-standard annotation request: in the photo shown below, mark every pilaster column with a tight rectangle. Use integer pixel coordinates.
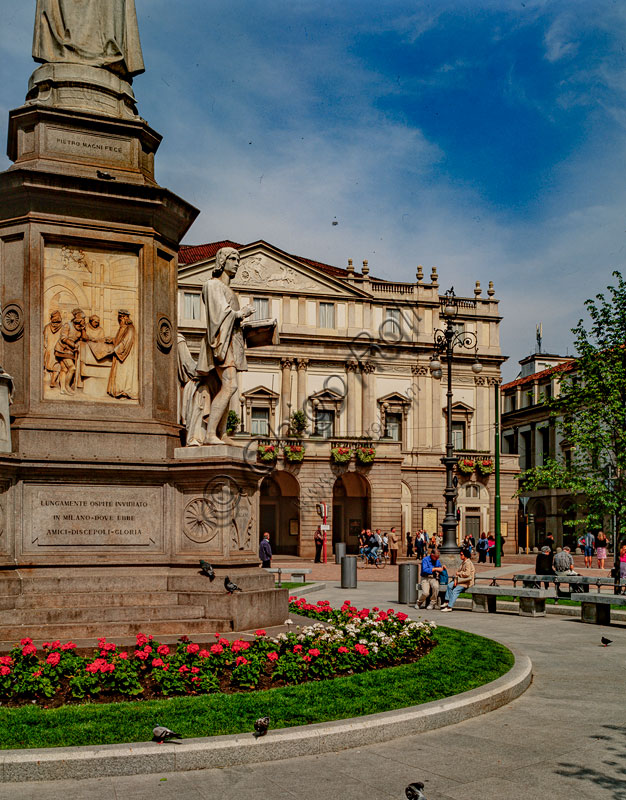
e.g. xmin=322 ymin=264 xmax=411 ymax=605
xmin=296 ymin=358 xmax=309 ymax=411
xmin=346 ymin=359 xmax=359 ymax=436
xmin=361 ymin=361 xmax=376 ymax=438
xmin=474 ymin=375 xmax=488 ymax=451
xmin=280 ymin=357 xmax=293 ymax=431
xmin=411 ymin=365 xmax=428 ymax=449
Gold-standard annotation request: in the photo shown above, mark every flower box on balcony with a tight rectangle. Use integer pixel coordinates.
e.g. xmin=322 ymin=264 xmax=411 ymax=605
xmin=284 ymin=443 xmax=305 ymax=463
xmin=331 ymin=446 xmax=352 ymax=464
xmin=355 ymin=446 xmax=376 ymax=465
xmin=476 ymin=458 xmax=494 ymax=475
xmin=457 ymin=458 xmax=475 ymax=475
xmin=257 ymin=443 xmax=278 ymax=463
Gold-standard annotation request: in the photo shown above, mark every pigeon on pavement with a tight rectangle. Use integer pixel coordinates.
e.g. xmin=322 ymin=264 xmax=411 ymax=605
xmin=253 ymin=716 xmax=270 ymax=738
xmin=199 ymin=560 xmax=215 ymax=581
xmin=224 ymin=576 xmax=242 ymax=593
xmin=405 ymin=782 xmax=427 ymax=799
xmin=152 ymin=726 xmax=182 ymax=743
xmin=601 ymin=637 xmax=612 ymax=647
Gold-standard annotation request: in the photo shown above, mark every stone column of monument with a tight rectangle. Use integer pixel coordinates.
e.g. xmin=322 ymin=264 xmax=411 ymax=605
xmin=0 ymin=2 xmax=287 ymax=644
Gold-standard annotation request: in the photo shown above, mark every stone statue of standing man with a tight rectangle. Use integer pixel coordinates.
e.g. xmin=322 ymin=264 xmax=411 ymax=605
xmin=195 ymin=248 xmax=255 ymax=445
xmin=33 ymin=0 xmax=145 ymax=81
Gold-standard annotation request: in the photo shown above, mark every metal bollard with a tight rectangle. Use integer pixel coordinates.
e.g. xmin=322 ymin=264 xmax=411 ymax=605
xmin=334 ymin=542 xmax=347 ymax=565
xmin=398 ymin=562 xmax=418 ymax=604
xmin=340 ymin=555 xmax=357 ymax=589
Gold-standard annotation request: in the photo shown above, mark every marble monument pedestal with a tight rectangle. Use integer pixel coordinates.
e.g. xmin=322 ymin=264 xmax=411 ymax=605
xmin=0 ymin=449 xmax=287 ymax=647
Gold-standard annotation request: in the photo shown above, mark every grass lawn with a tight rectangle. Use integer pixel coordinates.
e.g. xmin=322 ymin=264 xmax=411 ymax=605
xmin=0 ymin=627 xmax=512 ymax=750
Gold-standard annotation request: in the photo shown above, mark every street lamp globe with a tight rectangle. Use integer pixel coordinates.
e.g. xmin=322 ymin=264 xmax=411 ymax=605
xmin=432 ymin=368 xmax=442 ymax=379
xmin=443 ymin=303 xmax=456 ymax=318
xmin=429 ymin=357 xmax=442 ymax=372
xmin=471 ymin=357 xmax=483 ymax=374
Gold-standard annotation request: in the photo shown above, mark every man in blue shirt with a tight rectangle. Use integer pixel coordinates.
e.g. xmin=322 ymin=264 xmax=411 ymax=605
xmin=259 ymin=532 xmax=272 ymax=568
xmin=417 ymin=548 xmax=443 ymax=609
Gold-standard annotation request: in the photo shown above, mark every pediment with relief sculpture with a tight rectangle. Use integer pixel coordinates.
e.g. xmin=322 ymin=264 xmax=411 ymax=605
xmin=233 ymin=255 xmax=319 ymax=292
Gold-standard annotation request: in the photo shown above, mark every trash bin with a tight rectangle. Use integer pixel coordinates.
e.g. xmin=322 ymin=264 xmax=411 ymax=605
xmin=334 ymin=542 xmax=347 ymax=565
xmin=341 ymin=555 xmax=357 ymax=589
xmin=398 ymin=562 xmax=418 ymax=604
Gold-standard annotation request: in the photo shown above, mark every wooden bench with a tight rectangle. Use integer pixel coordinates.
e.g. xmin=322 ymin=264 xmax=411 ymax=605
xmin=467 ymin=585 xmax=556 ymax=617
xmin=579 ymin=593 xmax=626 ymax=625
xmin=264 ymin=567 xmax=312 ymax=587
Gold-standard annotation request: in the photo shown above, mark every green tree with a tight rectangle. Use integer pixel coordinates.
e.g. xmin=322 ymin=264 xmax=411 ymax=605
xmin=520 ymin=272 xmax=626 ymax=579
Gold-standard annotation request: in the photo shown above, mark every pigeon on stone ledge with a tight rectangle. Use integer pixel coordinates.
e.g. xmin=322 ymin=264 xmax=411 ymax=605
xmin=152 ymin=726 xmax=182 ymax=743
xmin=224 ymin=576 xmax=242 ymax=594
xmin=601 ymin=637 xmax=612 ymax=647
xmin=199 ymin=560 xmax=215 ymax=581
xmin=405 ymin=782 xmax=427 ymax=799
xmin=253 ymin=716 xmax=270 ymax=738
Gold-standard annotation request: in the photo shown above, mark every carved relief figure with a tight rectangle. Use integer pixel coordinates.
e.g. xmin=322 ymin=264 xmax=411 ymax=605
xmin=43 ymin=310 xmax=62 ymax=386
xmin=196 ymin=248 xmax=255 ymax=445
xmin=177 ymin=333 xmax=211 ymax=446
xmin=54 ymin=308 xmax=86 ymax=394
xmin=33 ymin=0 xmax=145 ymax=81
xmin=43 ymin=243 xmax=139 ymax=403
xmin=107 ymin=310 xmax=138 ymax=399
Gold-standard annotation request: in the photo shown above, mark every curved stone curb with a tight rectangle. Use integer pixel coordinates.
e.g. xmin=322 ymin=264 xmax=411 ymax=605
xmin=0 ymin=642 xmax=531 ymax=783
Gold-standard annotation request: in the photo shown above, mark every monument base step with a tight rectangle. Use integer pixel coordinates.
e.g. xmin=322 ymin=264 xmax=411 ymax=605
xmin=0 ymin=565 xmax=288 ymax=648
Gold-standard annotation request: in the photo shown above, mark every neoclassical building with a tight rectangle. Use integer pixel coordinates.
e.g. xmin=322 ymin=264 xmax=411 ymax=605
xmin=177 ymin=239 xmax=520 ymax=557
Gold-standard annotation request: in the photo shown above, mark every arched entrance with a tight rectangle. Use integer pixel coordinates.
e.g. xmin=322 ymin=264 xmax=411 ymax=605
xmin=332 ymin=472 xmax=370 ymax=553
xmin=530 ymin=500 xmax=547 ymax=548
xmin=457 ymin=481 xmax=490 ymax=545
xmin=260 ymin=471 xmax=300 ymax=556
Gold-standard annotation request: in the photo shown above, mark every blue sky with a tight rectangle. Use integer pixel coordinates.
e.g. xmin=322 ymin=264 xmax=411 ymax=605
xmin=2 ymin=1 xmax=626 ymax=378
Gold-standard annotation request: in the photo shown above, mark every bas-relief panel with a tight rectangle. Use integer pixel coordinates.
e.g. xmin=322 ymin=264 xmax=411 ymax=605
xmin=43 ymin=244 xmax=139 ymax=403
xmin=233 ymin=255 xmax=323 ymax=294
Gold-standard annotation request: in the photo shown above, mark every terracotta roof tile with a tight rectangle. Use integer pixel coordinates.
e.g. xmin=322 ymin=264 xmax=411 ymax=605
xmin=178 ymin=241 xmax=243 ymax=265
xmin=501 ymin=359 xmax=576 ymax=391
xmin=178 ymin=240 xmax=368 ymax=279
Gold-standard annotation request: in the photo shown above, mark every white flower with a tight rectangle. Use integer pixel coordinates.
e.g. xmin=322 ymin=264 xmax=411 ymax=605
xmin=284 ymin=619 xmax=293 ymax=626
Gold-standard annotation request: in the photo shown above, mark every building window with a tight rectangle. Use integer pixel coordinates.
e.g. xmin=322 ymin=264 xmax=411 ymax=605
xmin=251 ymin=407 xmax=270 ymax=436
xmin=452 ymin=421 xmax=466 ymax=450
xmin=252 ymin=297 xmax=270 ymax=320
xmin=316 ymin=409 xmax=335 ymax=438
xmin=386 ymin=412 xmax=402 ymax=441
xmin=508 ymin=395 xmax=517 ymax=412
xmin=465 ymin=484 xmax=480 ymax=498
xmin=183 ymin=292 xmax=202 ymax=320
xmin=383 ymin=307 xmax=402 ymax=338
xmin=503 ymin=432 xmax=517 ymax=454
xmin=319 ymin=302 xmax=335 ymax=329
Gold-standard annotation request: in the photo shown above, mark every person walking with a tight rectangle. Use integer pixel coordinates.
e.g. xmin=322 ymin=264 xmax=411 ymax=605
xmin=406 ymin=531 xmax=414 ymax=558
xmin=415 ymin=531 xmax=425 ymax=560
xmin=389 ymin=527 xmax=400 ymax=565
xmin=314 ymin=527 xmax=324 ymax=563
xmin=595 ymin=530 xmax=609 ymax=570
xmin=487 ymin=533 xmax=496 ymax=564
xmin=582 ymin=530 xmax=595 ymax=569
xmin=441 ymin=548 xmax=475 ymax=612
xmin=417 ymin=549 xmax=443 ymax=609
xmin=477 ymin=532 xmax=489 ymax=563
xmin=259 ymin=532 xmax=272 ymax=568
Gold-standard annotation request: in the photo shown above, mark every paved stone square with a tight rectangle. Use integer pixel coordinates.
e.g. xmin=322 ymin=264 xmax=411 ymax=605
xmin=1 ymin=577 xmax=624 ymax=800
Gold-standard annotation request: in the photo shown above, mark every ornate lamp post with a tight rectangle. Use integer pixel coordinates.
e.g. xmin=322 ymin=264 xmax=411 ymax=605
xmin=429 ymin=289 xmax=483 ymax=556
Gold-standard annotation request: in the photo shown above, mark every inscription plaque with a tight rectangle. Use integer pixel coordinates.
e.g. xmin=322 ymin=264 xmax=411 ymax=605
xmin=25 ymin=485 xmax=163 ymax=550
xmin=45 ymin=126 xmax=132 ymax=166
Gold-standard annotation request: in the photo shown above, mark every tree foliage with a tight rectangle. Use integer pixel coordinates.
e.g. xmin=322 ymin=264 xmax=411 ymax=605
xmin=520 ymin=271 xmax=626 ymax=541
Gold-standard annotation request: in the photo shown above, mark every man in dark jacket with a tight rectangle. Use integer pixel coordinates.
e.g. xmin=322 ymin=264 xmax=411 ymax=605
xmin=259 ymin=532 xmax=272 ymax=568
xmin=535 ymin=545 xmax=554 ymax=588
